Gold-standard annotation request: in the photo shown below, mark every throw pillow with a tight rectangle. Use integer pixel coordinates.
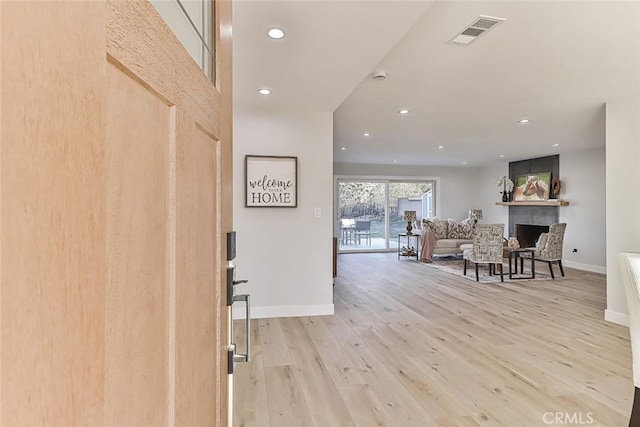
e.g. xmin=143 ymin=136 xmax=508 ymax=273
xmin=423 ymin=218 xmax=448 ymax=240
xmin=447 ymin=218 xmax=474 ymax=240
xmin=460 ymin=218 xmax=474 ymax=239
xmin=536 ymin=232 xmax=549 ymax=250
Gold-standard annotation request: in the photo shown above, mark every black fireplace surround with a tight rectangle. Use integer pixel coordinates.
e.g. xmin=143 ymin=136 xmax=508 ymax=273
xmin=516 ymin=224 xmax=550 ymax=249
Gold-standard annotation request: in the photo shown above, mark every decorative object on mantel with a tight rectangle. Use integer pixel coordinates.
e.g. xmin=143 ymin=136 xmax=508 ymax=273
xmin=508 ymin=237 xmax=520 ymax=250
xmin=514 ymin=172 xmax=551 ymax=201
xmin=468 ymin=209 xmax=483 ymax=225
xmin=551 ymin=177 xmax=562 ymax=196
xmin=403 ymin=210 xmax=417 ymax=235
xmin=496 ymin=176 xmax=514 ymax=202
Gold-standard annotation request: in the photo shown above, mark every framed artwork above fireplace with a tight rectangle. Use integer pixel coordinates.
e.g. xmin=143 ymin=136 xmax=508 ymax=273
xmin=514 ymin=172 xmax=551 ymax=201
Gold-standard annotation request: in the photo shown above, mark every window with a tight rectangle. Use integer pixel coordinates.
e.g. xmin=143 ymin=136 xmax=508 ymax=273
xmin=336 ymin=178 xmax=436 ymax=252
xmin=151 ymin=0 xmax=215 ymax=81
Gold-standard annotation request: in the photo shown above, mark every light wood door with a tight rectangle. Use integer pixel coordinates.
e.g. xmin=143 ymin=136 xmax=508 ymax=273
xmin=0 ymin=1 xmax=233 ymax=425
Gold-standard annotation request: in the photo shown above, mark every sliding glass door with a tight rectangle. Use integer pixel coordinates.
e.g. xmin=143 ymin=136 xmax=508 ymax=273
xmin=388 ymin=182 xmax=433 ymax=250
xmin=337 ymin=181 xmax=386 ymax=251
xmin=337 ymin=178 xmax=435 ymax=252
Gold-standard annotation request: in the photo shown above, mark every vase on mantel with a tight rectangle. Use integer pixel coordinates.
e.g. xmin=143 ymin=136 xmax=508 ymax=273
xmin=502 ymin=192 xmax=508 ymax=202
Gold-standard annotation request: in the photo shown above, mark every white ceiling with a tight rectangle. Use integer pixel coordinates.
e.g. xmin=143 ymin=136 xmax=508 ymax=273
xmin=233 ymin=1 xmax=640 ymax=167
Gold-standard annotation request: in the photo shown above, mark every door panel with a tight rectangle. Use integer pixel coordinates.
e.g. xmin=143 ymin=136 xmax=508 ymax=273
xmin=104 ymin=64 xmax=170 ymax=425
xmin=105 ymin=1 xmax=232 ymax=423
xmin=1 ymin=2 xmax=107 ymax=425
xmin=176 ymin=113 xmax=219 ymax=425
xmin=337 ymin=181 xmax=386 ymax=251
xmin=388 ymin=181 xmax=434 ymax=243
xmin=106 ymin=0 xmax=221 ymax=138
xmin=1 ymin=0 xmax=232 ymax=425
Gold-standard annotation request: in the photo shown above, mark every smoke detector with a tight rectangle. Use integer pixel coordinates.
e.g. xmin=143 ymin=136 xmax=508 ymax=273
xmin=371 ymin=70 xmax=387 ymax=81
xmin=449 ymin=15 xmax=505 ymax=46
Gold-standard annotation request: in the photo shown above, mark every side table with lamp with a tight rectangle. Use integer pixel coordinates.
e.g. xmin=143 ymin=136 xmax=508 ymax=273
xmin=399 ymin=210 xmax=419 ymax=260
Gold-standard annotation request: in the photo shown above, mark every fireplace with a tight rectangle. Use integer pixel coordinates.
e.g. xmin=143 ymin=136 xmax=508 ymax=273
xmin=516 ymin=224 xmax=550 ymax=249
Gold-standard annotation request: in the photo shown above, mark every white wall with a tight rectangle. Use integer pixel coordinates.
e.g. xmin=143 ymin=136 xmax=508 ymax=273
xmin=476 ymin=153 xmax=607 ymax=272
xmin=559 ymin=147 xmax=606 ymax=273
xmin=333 ymin=163 xmax=480 ymax=220
xmin=605 ymin=97 xmax=640 ymax=326
xmin=233 ymin=109 xmax=334 ymax=318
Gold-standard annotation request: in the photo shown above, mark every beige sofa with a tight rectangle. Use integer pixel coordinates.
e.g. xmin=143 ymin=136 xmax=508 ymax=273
xmin=421 ymin=218 xmax=474 ymax=256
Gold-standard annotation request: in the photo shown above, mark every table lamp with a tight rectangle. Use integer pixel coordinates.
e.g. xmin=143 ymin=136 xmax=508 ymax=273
xmin=403 ymin=210 xmax=417 ymax=235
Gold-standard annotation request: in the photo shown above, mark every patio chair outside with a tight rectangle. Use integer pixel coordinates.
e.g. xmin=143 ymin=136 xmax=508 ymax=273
xmin=340 ymin=218 xmax=356 ymax=245
xmin=355 ymin=220 xmax=372 ymax=246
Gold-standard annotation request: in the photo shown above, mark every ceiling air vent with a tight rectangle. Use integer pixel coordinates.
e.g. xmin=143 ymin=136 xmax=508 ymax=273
xmin=449 ymin=15 xmax=505 ymax=46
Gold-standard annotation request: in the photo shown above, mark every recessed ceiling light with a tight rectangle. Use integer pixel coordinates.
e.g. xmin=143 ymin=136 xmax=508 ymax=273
xmin=499 ymin=154 xmax=505 ymax=158
xmin=398 ymin=109 xmax=410 ymax=115
xmin=462 ymin=161 xmax=468 ymax=165
xmin=363 ymin=133 xmax=370 ymax=137
xmin=393 ymin=160 xmax=398 ymax=163
xmin=518 ymin=119 xmax=530 ymax=124
xmin=438 ymin=145 xmax=444 ymax=150
xmin=552 ymin=143 xmax=559 ymax=147
xmin=258 ymin=88 xmax=271 ymax=95
xmin=267 ymin=28 xmax=285 ymax=39
xmin=340 ymin=147 xmax=346 ymax=150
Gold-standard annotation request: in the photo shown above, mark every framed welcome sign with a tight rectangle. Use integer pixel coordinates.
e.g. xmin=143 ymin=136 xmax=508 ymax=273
xmin=245 ymin=155 xmax=298 ymax=208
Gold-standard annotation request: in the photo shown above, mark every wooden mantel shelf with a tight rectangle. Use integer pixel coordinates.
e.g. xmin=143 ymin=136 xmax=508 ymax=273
xmin=495 ymin=200 xmax=569 ymax=206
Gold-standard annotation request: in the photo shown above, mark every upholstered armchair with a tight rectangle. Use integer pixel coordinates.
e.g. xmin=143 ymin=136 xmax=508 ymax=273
xmin=618 ymin=252 xmax=640 ymax=425
xmin=463 ymin=223 xmax=505 ymax=282
xmin=530 ymin=222 xmax=567 ymax=279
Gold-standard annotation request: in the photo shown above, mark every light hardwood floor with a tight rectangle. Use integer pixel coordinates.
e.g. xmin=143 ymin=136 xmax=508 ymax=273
xmin=233 ymin=253 xmax=632 ymax=426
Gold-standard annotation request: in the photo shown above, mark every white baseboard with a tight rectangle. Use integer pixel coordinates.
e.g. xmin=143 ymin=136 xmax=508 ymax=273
xmin=562 ymin=260 xmax=606 ymax=275
xmin=605 ymin=309 xmax=629 ymax=327
xmin=232 ymin=303 xmax=334 ymax=320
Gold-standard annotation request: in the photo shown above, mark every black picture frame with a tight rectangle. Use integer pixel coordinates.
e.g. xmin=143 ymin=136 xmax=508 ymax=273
xmin=245 ymin=155 xmax=298 ymax=208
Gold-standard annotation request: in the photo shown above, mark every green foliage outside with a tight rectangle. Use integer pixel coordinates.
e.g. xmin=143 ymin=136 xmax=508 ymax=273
xmin=338 ymin=182 xmax=386 ymax=218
